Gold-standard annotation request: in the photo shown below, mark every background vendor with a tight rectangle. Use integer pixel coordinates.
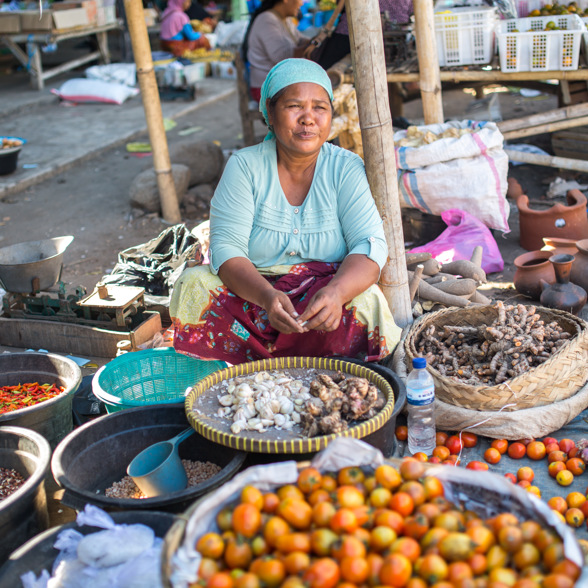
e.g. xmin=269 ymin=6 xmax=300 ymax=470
xmin=170 ymin=59 xmax=401 ymax=364
xmin=242 ymin=0 xmax=311 ymax=101
xmin=160 ymin=0 xmax=211 ymax=54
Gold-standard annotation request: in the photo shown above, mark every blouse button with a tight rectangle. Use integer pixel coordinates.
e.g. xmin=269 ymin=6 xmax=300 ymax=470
xmin=289 ymin=251 xmax=296 ymax=256
xmin=294 ymin=208 xmax=299 ymax=214
xmin=293 ymin=229 xmax=299 ymax=235
xmin=369 ymin=237 xmax=375 ymax=242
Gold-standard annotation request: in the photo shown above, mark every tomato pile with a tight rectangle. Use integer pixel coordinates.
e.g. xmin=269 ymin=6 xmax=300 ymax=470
xmin=0 ymin=382 xmax=65 ymax=414
xmin=395 ymin=427 xmax=588 ymax=531
xmin=193 ymin=460 xmax=580 ymax=588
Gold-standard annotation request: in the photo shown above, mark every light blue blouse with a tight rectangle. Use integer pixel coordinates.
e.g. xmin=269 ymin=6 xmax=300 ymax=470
xmin=209 ymin=139 xmax=388 ymax=274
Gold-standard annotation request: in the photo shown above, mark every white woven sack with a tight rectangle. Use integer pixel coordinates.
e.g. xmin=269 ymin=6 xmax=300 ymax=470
xmin=394 ymin=121 xmax=510 ymax=232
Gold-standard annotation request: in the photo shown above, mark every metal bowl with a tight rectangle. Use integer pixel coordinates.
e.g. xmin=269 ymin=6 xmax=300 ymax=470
xmin=0 ymin=236 xmax=74 ymax=293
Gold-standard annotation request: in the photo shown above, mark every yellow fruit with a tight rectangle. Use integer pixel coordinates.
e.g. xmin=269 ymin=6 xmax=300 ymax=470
xmin=438 ymin=532 xmax=476 ymax=562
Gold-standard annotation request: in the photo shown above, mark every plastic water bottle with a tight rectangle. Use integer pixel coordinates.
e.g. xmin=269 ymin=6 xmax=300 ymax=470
xmin=407 ymin=357 xmax=436 ymax=456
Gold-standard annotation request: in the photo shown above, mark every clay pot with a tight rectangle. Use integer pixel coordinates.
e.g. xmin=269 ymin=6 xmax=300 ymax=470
xmin=570 ymin=238 xmax=588 ymax=293
xmin=516 ymin=190 xmax=588 ymax=251
xmin=540 ymin=237 xmax=578 ymax=257
xmin=540 ymin=254 xmax=587 ymax=316
xmin=513 ymin=250 xmax=556 ymax=300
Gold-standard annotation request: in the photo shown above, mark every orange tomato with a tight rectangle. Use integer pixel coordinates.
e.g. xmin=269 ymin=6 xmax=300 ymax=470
xmin=232 ymin=503 xmax=262 ymax=538
xmin=241 ymin=485 xmax=264 ymax=510
xmin=433 ymin=446 xmax=451 ymax=461
xmin=542 ymin=574 xmax=574 ymax=588
xmin=400 ymin=458 xmax=426 ymax=481
xmin=198 ymin=558 xmax=220 ymax=582
xmin=262 ymin=492 xmax=280 ymax=514
xmin=517 ymin=467 xmax=534 ymax=483
xmin=277 ymin=498 xmax=313 ymax=530
xmin=340 ymin=556 xmax=369 ymax=584
xmin=423 ymin=476 xmax=445 ymax=501
xmin=303 ymin=557 xmax=341 ymax=588
xmin=548 ymin=461 xmax=567 ymax=479
xmin=497 ymin=525 xmax=523 ymax=553
xmin=370 ymin=525 xmax=397 ymax=552
xmin=548 ymin=451 xmax=568 ymax=464
xmin=336 ymin=485 xmax=365 ymax=508
xmin=491 ymin=439 xmax=508 ymax=454
xmin=400 ymin=480 xmax=426 ymax=508
xmin=217 ymin=508 xmax=233 ymax=532
xmin=403 ymin=513 xmax=430 ymax=541
xmin=256 ymin=558 xmax=286 ymax=588
xmin=389 ymin=491 xmax=415 ymax=517
xmin=507 ymin=442 xmax=526 ymax=460
xmin=547 ymin=496 xmax=568 ymax=514
xmin=389 ymin=536 xmax=422 ymax=563
xmin=329 ymin=508 xmax=358 ymax=534
xmin=307 ymin=489 xmax=330 ymax=506
xmin=526 ymin=441 xmax=546 ymax=461
xmin=375 ymin=464 xmax=402 ymax=490
xmin=565 ymin=507 xmax=585 ymax=527
xmin=310 ymin=528 xmax=338 ymax=557
xmin=234 ymin=572 xmax=261 ymax=588
xmin=545 ymin=442 xmax=560 ymax=455
xmin=559 ymin=439 xmax=576 ymax=454
xmin=207 ymin=572 xmax=234 ymax=588
xmin=566 ymin=491 xmax=586 ymax=509
xmin=466 ymin=461 xmax=489 ymax=471
xmin=374 ymin=508 xmax=405 ymax=535
xmin=297 ymin=467 xmax=322 ymax=494
xmin=379 ymin=553 xmax=413 ymax=587
xmin=320 ymin=474 xmax=337 ymax=492
xmin=312 ymin=501 xmax=336 ymax=527
xmin=565 ymin=457 xmax=585 ymax=476
xmin=369 ymin=486 xmax=393 ymax=508
xmin=331 ymin=534 xmax=367 ymax=560
xmin=483 ymin=448 xmax=501 ymax=465
xmin=448 ymin=561 xmax=473 ymax=583
xmin=197 ymin=532 xmax=225 ymax=559
xmin=468 ymin=553 xmax=487 ymax=576
xmin=396 ymin=425 xmax=408 ymax=441
xmin=283 ymin=551 xmax=311 ymax=575
xmin=224 ymin=538 xmax=253 ymax=569
xmin=275 ymin=532 xmax=311 ymax=554
xmin=263 ymin=516 xmax=291 ymax=548
xmin=416 ymin=553 xmax=449 ymax=584
xmin=277 ymin=484 xmax=305 ymax=501
xmin=338 ymin=466 xmax=365 ymax=486
xmin=413 ymin=452 xmax=429 ymax=462
xmin=467 ymin=524 xmax=496 ymax=554
xmin=436 ymin=431 xmax=449 ymax=446
xmin=512 ymin=543 xmax=541 ymax=570
xmin=551 ymin=559 xmax=581 ymax=581
xmin=461 ymin=432 xmax=478 ymax=448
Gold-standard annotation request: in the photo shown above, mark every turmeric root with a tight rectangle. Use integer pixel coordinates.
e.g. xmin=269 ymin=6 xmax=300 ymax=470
xmin=414 ymin=302 xmax=573 ymax=386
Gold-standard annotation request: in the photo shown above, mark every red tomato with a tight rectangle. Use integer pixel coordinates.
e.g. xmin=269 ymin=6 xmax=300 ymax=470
xmin=490 ymin=439 xmax=508 ymax=455
xmin=559 ymin=439 xmax=576 ymax=454
xmin=507 ymin=442 xmax=526 ymax=459
xmin=543 ymin=437 xmax=558 ymax=446
xmin=303 ymin=558 xmax=340 ymax=588
xmin=466 ymin=461 xmax=489 ymax=471
xmin=483 ymin=448 xmax=501 ymax=465
xmin=461 ymin=432 xmax=478 ymax=448
xmin=504 ymin=473 xmax=517 ymax=484
xmin=445 ymin=435 xmax=464 ymax=455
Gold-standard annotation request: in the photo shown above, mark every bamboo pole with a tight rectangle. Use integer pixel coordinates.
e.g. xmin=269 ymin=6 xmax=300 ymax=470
xmin=341 ymin=70 xmax=588 ymax=84
xmin=413 ymin=0 xmax=444 ymax=124
xmin=347 ymin=0 xmax=412 ymax=328
xmin=123 ymin=0 xmax=182 ymax=224
xmin=501 ymin=115 xmax=588 ymax=140
xmin=498 ymin=102 xmax=588 ymax=133
xmin=504 ymin=148 xmax=588 ymax=172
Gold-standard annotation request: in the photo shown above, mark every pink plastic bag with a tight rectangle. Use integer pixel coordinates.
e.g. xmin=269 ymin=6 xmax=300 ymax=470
xmin=408 ymin=209 xmax=504 ymax=274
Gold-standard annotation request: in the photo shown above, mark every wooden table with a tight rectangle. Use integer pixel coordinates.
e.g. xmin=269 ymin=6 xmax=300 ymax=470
xmin=0 ymin=22 xmax=120 ymax=90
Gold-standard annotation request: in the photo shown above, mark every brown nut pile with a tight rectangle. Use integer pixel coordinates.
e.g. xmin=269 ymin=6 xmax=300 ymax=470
xmin=1 ymin=138 xmax=23 ymax=150
xmin=416 ymin=301 xmax=572 ymax=385
xmin=301 ymin=372 xmax=385 ymax=437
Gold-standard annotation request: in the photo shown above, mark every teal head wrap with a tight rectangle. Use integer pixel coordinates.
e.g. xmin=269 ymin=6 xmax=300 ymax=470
xmin=259 ymin=58 xmax=334 ymax=141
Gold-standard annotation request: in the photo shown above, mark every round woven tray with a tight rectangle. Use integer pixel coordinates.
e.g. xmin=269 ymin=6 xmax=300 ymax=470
xmin=404 ymin=305 xmax=588 ymax=411
xmin=185 ymin=356 xmax=395 ymax=454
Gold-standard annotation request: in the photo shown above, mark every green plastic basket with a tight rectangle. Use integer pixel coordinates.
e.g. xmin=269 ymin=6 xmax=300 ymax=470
xmin=92 ymin=348 xmax=226 ymax=413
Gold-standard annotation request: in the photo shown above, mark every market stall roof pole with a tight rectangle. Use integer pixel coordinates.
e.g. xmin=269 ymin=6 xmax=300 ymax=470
xmin=346 ymin=0 xmax=412 ymax=328
xmin=123 ymin=0 xmax=182 ymax=224
xmin=413 ymin=0 xmax=444 ymax=124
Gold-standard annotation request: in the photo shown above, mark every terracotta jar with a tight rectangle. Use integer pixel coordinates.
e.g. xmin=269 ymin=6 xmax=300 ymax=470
xmin=540 ymin=254 xmax=587 ymax=316
xmin=541 ymin=237 xmax=578 ymax=257
xmin=570 ymin=238 xmax=588 ymax=293
xmin=513 ymin=250 xmax=556 ymax=300
xmin=516 ymin=190 xmax=588 ymax=251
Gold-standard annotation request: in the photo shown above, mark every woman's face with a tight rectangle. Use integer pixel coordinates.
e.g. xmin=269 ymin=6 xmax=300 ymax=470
xmin=282 ymin=0 xmax=304 ymax=18
xmin=183 ymin=0 xmax=192 ymax=11
xmin=269 ymin=82 xmax=332 ymax=158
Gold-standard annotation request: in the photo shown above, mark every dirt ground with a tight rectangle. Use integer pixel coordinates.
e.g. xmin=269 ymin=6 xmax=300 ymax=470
xmin=1 ymin=80 xmax=587 ymax=322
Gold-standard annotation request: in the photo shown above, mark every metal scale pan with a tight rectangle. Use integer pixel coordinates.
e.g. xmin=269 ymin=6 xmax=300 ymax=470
xmin=0 ymin=236 xmax=74 ymax=294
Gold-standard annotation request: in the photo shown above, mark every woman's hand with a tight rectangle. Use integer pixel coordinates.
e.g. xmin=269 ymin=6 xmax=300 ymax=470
xmin=296 ymin=284 xmax=344 ymax=332
xmin=261 ymin=289 xmax=306 ymax=334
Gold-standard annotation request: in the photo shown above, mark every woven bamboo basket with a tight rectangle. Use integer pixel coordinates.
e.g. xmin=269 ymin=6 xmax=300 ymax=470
xmin=185 ymin=356 xmax=394 ymax=454
xmin=404 ymin=305 xmax=588 ymax=411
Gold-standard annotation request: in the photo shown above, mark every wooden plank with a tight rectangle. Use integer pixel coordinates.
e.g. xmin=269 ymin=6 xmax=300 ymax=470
xmin=497 ymin=103 xmax=588 ymax=133
xmin=501 ymin=115 xmax=588 ymax=140
xmin=0 ymin=311 xmax=162 ymax=358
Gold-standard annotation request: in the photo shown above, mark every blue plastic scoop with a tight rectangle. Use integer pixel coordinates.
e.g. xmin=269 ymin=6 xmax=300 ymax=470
xmin=127 ymin=427 xmax=195 ymax=497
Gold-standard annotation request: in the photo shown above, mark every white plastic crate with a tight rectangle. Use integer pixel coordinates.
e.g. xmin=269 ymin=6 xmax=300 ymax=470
xmin=434 ymin=6 xmax=498 ymax=66
xmin=497 ymin=14 xmax=584 ymax=71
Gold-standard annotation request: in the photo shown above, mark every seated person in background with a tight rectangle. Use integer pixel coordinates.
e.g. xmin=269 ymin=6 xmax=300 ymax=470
xmin=160 ymin=0 xmax=210 ymax=55
xmin=242 ymin=0 xmax=310 ymax=102
xmin=170 ymin=59 xmax=402 ymax=365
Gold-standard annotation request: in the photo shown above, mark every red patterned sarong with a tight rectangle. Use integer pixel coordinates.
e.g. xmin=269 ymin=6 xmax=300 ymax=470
xmin=170 ymin=262 xmax=401 ymax=365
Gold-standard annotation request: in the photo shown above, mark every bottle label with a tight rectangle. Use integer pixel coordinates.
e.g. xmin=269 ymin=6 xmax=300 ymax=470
xmin=407 ymin=384 xmax=435 ymax=406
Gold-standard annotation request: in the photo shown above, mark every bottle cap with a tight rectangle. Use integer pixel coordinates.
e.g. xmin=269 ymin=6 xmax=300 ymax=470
xmin=412 ymin=357 xmax=426 ymax=369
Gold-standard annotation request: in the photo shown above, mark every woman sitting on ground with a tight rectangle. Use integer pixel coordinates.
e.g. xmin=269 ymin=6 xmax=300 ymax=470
xmin=170 ymin=59 xmax=401 ymax=365
xmin=160 ymin=0 xmax=210 ymax=56
xmin=242 ymin=0 xmax=310 ymax=102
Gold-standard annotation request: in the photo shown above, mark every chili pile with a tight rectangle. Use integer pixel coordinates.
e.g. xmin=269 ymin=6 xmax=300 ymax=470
xmin=0 ymin=382 xmax=65 ymax=414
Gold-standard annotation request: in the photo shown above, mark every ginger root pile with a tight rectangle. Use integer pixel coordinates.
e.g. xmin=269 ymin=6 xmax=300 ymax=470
xmin=397 ymin=125 xmax=474 ymax=148
xmin=416 ymin=301 xmax=573 ymax=386
xmin=301 ymin=373 xmax=385 ymax=437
